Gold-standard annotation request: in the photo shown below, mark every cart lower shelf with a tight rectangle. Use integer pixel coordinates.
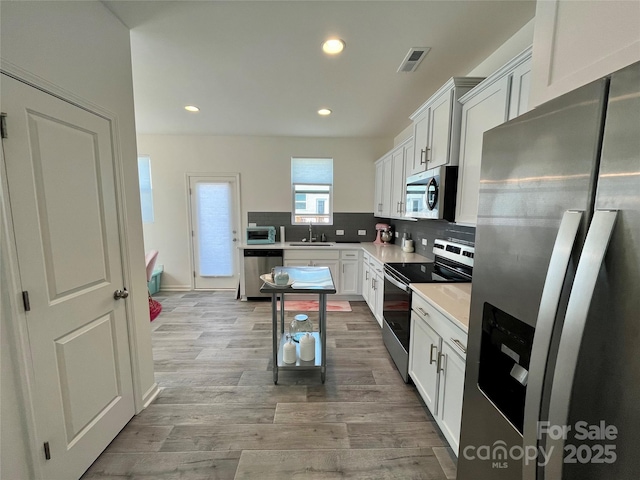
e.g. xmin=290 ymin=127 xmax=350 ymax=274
xmin=277 ymin=332 xmax=322 ymax=369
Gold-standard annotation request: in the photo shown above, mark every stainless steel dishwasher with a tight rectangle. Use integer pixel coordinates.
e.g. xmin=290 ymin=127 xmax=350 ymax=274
xmin=243 ymin=249 xmax=283 ymax=298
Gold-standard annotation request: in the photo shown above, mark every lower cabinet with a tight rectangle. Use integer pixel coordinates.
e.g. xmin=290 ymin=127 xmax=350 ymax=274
xmin=362 ymin=253 xmax=371 ymax=304
xmin=340 ymin=250 xmax=361 ymax=295
xmin=360 ymin=251 xmax=383 ymax=327
xmin=409 ymin=293 xmax=467 ymax=454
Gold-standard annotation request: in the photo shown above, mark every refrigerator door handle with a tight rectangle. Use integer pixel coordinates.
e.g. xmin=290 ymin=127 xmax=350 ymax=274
xmin=544 ymin=210 xmax=618 ymax=480
xmin=522 ymin=210 xmax=583 ymax=480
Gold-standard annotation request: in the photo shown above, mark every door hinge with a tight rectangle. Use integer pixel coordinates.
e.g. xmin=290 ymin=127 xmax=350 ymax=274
xmin=44 ymin=441 xmax=51 ymax=460
xmin=22 ymin=291 xmax=31 ymax=312
xmin=193 ymin=271 xmax=196 ymax=278
xmin=189 ymin=188 xmax=192 ymax=195
xmin=191 ymin=230 xmax=194 ymax=237
xmin=1 ymin=113 xmax=7 ymax=139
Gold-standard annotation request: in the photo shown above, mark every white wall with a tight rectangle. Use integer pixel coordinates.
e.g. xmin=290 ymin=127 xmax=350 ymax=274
xmin=467 ymin=19 xmax=534 ymax=77
xmin=138 ymin=135 xmax=390 ymax=289
xmin=0 ymin=1 xmax=156 ymax=475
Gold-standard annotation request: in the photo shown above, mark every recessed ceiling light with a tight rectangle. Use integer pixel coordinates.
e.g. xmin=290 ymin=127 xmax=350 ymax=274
xmin=184 ymin=105 xmax=200 ymax=112
xmin=318 ymin=108 xmax=332 ymax=116
xmin=322 ymin=38 xmax=345 ymax=55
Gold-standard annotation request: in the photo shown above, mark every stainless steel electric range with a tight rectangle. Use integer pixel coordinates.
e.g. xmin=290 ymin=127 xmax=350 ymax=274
xmin=382 ymin=239 xmax=474 ymax=382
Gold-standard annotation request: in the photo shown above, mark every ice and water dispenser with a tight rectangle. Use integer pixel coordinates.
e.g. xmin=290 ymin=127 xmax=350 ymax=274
xmin=478 ymin=302 xmax=535 ymax=433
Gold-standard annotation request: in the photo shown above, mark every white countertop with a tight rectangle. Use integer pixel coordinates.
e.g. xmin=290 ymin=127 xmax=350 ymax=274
xmin=239 ymin=242 xmax=432 ymax=263
xmin=409 ymin=283 xmax=472 ymax=332
xmin=361 ymin=243 xmax=432 ymax=263
xmin=238 ymin=242 xmax=363 ymax=250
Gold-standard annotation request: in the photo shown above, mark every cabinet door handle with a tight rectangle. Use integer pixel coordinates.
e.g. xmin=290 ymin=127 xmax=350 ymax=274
xmin=451 ymin=338 xmax=467 ymax=355
xmin=429 ymin=344 xmax=438 ymax=364
xmin=420 ymin=148 xmax=426 ymax=165
xmin=437 ymin=352 xmax=445 ymax=373
xmin=365 ymin=271 xmax=369 ymax=280
xmin=417 ymin=307 xmax=429 ymax=317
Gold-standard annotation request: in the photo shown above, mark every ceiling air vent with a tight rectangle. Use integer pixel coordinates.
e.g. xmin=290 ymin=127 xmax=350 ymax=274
xmin=397 ymin=47 xmax=431 ymax=73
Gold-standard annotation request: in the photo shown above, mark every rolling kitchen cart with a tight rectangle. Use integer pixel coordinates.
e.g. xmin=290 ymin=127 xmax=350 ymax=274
xmin=260 ymin=266 xmax=336 ymax=384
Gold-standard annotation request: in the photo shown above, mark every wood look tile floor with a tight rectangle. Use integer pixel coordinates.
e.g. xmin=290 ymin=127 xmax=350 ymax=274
xmin=82 ymin=292 xmax=457 ymax=480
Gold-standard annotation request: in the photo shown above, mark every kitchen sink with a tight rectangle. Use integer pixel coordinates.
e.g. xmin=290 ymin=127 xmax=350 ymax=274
xmin=289 ymin=242 xmax=333 ymax=247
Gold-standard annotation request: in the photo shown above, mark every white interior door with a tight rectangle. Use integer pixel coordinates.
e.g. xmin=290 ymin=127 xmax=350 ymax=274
xmin=188 ymin=175 xmax=241 ymax=290
xmin=1 ymin=74 xmax=135 ymax=479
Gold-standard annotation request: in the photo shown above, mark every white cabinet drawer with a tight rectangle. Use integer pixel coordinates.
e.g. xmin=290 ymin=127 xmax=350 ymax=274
xmin=340 ymin=250 xmax=360 ymax=260
xmin=412 ymin=293 xmax=467 ymax=354
xmin=285 ymin=249 xmax=340 ymax=260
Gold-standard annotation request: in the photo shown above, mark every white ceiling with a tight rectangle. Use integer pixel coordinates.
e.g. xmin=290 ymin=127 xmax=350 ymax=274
xmin=103 ymin=0 xmax=536 ymax=138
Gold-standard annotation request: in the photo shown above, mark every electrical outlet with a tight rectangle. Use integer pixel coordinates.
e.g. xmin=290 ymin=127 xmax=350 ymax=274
xmin=395 ymin=231 xmax=399 ymax=237
xmin=249 ymin=222 xmax=257 ymax=227
xmin=421 ymin=238 xmax=428 ymax=246
xmin=358 ymin=230 xmax=366 ymax=236
xmin=336 ymin=229 xmax=344 ymax=236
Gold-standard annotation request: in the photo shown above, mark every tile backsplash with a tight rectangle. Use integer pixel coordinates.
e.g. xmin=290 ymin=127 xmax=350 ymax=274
xmin=247 ymin=212 xmax=475 ymax=257
xmin=247 ymin=212 xmax=382 ymax=243
xmin=390 ymin=219 xmax=475 ymax=259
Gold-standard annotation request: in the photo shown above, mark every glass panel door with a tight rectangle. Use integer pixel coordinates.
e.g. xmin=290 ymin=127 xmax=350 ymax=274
xmin=188 ymin=175 xmax=240 ymax=289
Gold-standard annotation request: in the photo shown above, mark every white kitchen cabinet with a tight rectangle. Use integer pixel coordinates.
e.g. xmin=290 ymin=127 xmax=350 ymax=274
xmin=369 ymin=257 xmax=384 ymax=327
xmin=409 ymin=311 xmax=441 ymax=413
xmin=339 ymin=250 xmax=361 ymax=295
xmin=360 ymin=252 xmax=384 ymax=327
xmin=409 ymin=292 xmax=467 ymax=454
xmin=508 ymin=55 xmax=532 ymax=120
xmin=408 ymin=77 xmax=484 ymax=176
xmin=375 ymin=138 xmax=412 ymax=219
xmin=437 ymin=340 xmax=466 ymax=453
xmin=530 ymin=0 xmax=640 ymax=108
xmin=374 ymin=155 xmax=392 ymax=217
xmin=455 ymin=48 xmax=532 ymax=225
xmin=361 ymin=252 xmax=371 ymax=305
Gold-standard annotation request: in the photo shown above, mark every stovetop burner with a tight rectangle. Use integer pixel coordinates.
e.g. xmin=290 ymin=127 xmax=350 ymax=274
xmin=384 ymin=261 xmax=471 ymax=284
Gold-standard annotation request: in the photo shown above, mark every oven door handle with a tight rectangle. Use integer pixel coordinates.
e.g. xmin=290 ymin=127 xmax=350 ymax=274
xmin=383 ymin=271 xmax=410 ymax=293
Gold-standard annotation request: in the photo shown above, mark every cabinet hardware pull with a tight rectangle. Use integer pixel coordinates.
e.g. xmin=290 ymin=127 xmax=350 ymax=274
xmin=452 ymin=338 xmax=467 ymax=354
xmin=417 ymin=307 xmax=429 ymax=317
xmin=437 ymin=352 xmax=445 ymax=373
xmin=430 ymin=344 xmax=438 ymax=364
xmin=365 ymin=271 xmax=369 ymax=280
xmin=420 ymin=148 xmax=426 ymax=165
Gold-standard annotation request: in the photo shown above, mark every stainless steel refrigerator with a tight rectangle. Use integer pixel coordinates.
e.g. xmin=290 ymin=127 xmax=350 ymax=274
xmin=457 ymin=61 xmax=640 ymax=480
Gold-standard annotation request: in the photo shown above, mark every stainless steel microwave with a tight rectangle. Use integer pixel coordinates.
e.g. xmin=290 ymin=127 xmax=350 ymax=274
xmin=246 ymin=226 xmax=276 ymax=244
xmin=405 ymin=166 xmax=458 ymax=221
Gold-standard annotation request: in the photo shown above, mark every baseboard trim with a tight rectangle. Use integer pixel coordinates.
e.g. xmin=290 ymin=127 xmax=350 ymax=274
xmin=159 ymin=285 xmax=191 ymax=292
xmin=141 ymin=383 xmax=160 ymax=410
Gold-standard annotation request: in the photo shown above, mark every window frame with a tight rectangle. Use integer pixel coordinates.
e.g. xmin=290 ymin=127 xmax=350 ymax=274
xmin=291 ymin=157 xmax=334 ymax=225
xmin=137 ymin=155 xmax=154 ymax=223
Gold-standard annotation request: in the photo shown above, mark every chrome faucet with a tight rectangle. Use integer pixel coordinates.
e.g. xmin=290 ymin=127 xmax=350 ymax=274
xmin=308 ymin=223 xmax=313 ymax=242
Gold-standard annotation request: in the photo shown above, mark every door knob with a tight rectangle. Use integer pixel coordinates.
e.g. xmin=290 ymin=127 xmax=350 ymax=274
xmin=114 ymin=288 xmax=129 ymax=300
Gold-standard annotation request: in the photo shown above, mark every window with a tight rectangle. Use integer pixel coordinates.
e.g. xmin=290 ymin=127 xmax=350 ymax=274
xmin=291 ymin=157 xmax=333 ymax=224
xmin=137 ymin=155 xmax=154 ymax=223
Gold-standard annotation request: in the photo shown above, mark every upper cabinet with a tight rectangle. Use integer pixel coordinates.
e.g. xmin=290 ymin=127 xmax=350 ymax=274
xmin=408 ymin=77 xmax=484 ymax=177
xmin=374 ymin=154 xmax=392 ymax=217
xmin=455 ymin=47 xmax=532 ymax=225
xmin=374 ymin=138 xmax=412 ymax=219
xmin=530 ymin=0 xmax=640 ymax=107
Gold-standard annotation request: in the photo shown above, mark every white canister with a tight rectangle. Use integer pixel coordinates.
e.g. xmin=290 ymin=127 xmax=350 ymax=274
xmin=283 ymin=336 xmax=297 ymax=364
xmin=280 ymin=225 xmax=286 ymax=243
xmin=402 ymin=239 xmax=414 ymax=253
xmin=299 ymin=332 xmax=316 ymax=361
